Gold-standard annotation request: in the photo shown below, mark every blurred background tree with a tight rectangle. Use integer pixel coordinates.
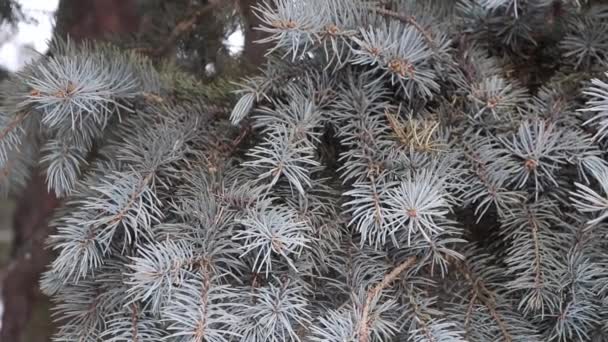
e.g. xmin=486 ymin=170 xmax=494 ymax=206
xmin=0 ymin=0 xmax=20 ymax=24
xmin=0 ymin=0 xmax=265 ymax=340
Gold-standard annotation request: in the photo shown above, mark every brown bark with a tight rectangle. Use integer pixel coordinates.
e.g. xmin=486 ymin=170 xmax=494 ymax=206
xmin=0 ymin=174 xmax=59 ymax=342
xmin=239 ymin=0 xmax=273 ymax=67
xmin=55 ymin=0 xmax=140 ymax=40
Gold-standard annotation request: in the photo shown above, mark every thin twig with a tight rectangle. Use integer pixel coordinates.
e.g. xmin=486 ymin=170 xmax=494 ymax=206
xmin=526 ymin=208 xmax=544 ymax=292
xmin=108 ymin=172 xmax=154 ymax=225
xmin=148 ymin=3 xmax=220 ymax=57
xmin=194 ymin=261 xmax=212 ymax=340
xmin=229 ymin=124 xmax=251 ymax=152
xmin=358 ymin=256 xmax=417 ymax=342
xmin=463 ymin=289 xmax=477 ymax=340
xmin=454 ymin=259 xmax=513 ymax=342
xmin=371 ymin=7 xmax=435 ymax=49
xmin=0 ymin=110 xmax=29 ymax=142
xmin=131 ymin=304 xmax=140 ymax=342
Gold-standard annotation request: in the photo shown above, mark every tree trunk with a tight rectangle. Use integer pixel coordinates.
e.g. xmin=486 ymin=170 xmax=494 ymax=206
xmin=55 ymin=0 xmax=140 ymax=39
xmin=239 ymin=0 xmax=273 ymax=67
xmin=0 ymin=174 xmax=59 ymax=342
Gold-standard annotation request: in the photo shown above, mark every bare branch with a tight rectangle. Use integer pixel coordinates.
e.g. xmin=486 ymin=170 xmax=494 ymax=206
xmin=358 ymin=257 xmax=417 ymax=342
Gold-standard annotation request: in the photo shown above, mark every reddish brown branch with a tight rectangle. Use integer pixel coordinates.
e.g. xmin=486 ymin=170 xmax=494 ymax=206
xmin=454 ymin=259 xmax=513 ymax=342
xmin=107 ymin=172 xmax=154 ymax=226
xmin=371 ymin=7 xmax=435 ymax=49
xmin=357 ymin=256 xmax=417 ymax=342
xmin=0 ymin=111 xmax=29 ymax=142
xmin=130 ymin=304 xmax=139 ymax=342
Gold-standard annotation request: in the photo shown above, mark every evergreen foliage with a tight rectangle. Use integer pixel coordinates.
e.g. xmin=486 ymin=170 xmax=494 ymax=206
xmin=0 ymin=0 xmax=607 ymax=341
